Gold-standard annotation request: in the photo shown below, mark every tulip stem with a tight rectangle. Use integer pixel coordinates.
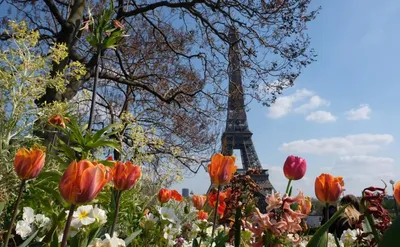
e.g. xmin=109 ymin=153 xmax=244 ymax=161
xmin=285 ymin=179 xmax=292 ymax=196
xmin=325 ymin=203 xmax=329 ymax=222
xmin=4 ymin=180 xmax=26 ymax=247
xmin=325 ymin=203 xmax=329 ymax=247
xmin=211 ymin=186 xmax=221 ymax=242
xmin=61 ymin=204 xmax=76 ymax=247
xmin=110 ymin=190 xmax=122 ymax=237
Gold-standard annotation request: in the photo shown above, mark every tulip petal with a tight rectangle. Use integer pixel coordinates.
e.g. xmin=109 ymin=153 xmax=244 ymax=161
xmin=171 ymin=190 xmax=183 ymax=202
xmin=78 ymin=165 xmax=106 ymax=203
xmin=314 ymin=174 xmax=327 ymax=203
xmin=59 ymin=161 xmax=80 ymax=204
xmin=394 ymin=182 xmax=400 ymax=205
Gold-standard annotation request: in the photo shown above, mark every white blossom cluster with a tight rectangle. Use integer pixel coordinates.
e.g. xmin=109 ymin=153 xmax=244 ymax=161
xmin=15 ymin=207 xmax=51 ymax=239
xmin=88 ymin=233 xmax=125 ymax=247
xmin=61 ymin=205 xmax=107 ymax=239
xmin=295 ymin=229 xmax=364 ymax=247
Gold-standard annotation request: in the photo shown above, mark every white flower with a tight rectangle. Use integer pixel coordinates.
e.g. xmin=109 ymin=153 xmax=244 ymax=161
xmin=91 ymin=206 xmax=107 ymax=225
xmin=145 ymin=213 xmax=159 ymax=223
xmin=158 ymin=207 xmax=179 ymax=224
xmin=340 ymin=229 xmax=360 ymax=246
xmin=71 ymin=205 xmax=95 ymax=228
xmin=35 ymin=214 xmax=51 ymax=230
xmin=296 ymin=241 xmax=308 ymax=247
xmin=163 ymin=224 xmax=180 ymax=246
xmin=57 ymin=230 xmax=78 ymax=243
xmin=102 ymin=233 xmax=126 ymax=247
xmin=205 ymin=225 xmax=224 ymax=237
xmin=16 ymin=220 xmax=32 ymax=239
xmin=23 ymin=207 xmax=35 ymax=224
xmin=87 ymin=238 xmax=103 ymax=247
xmin=328 ymin=233 xmax=344 ymax=247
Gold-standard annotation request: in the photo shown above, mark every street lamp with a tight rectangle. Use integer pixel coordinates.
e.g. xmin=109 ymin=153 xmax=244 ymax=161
xmin=390 ymin=180 xmax=398 ymax=217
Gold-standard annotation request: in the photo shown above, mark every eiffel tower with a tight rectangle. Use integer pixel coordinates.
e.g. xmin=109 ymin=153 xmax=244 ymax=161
xmin=221 ymin=26 xmax=275 ymax=206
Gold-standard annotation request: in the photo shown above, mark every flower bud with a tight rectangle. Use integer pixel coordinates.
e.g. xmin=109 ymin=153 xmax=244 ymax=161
xmin=283 ymin=155 xmax=307 ymax=181
xmin=14 ymin=148 xmax=45 ymax=180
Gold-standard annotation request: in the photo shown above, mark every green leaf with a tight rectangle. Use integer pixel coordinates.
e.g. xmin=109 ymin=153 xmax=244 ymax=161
xmin=124 ymin=229 xmax=142 ymax=245
xmin=89 ymin=123 xmax=121 ymax=144
xmin=50 ymin=231 xmax=59 ymax=247
xmin=37 ymin=171 xmax=62 ymax=182
xmin=68 ymin=118 xmax=85 ymax=145
xmin=87 ymin=226 xmax=102 ymax=245
xmin=18 ymin=230 xmax=39 ymax=247
xmin=88 ymin=140 xmax=123 ymax=154
xmin=379 ymin=216 xmax=400 ymax=246
xmin=0 ymin=201 xmax=6 ymax=212
xmin=55 ymin=138 xmax=76 ymax=160
xmin=306 ymin=204 xmax=348 ymax=247
xmin=192 ymin=238 xmax=199 ymax=247
xmin=87 ymin=35 xmax=99 ymax=48
xmin=43 ymin=211 xmax=67 ymax=244
xmin=70 ymin=146 xmax=83 ymax=153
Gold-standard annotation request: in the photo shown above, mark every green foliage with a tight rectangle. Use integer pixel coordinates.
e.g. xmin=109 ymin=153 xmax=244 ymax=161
xmin=0 ymin=20 xmax=86 ymax=204
xmin=85 ymin=1 xmax=126 ymax=50
xmin=380 ymin=216 xmax=400 ymax=246
xmin=306 ymin=205 xmax=348 ymax=247
xmin=53 ymin=118 xmax=123 ymax=163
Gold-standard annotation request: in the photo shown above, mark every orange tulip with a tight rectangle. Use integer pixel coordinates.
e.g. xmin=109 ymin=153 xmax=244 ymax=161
xmin=315 ymin=173 xmax=344 ymax=203
xmin=112 ymin=161 xmax=141 ymax=191
xmin=208 ymin=153 xmax=237 ymax=186
xmin=158 ymin=188 xmax=183 ymax=203
xmin=192 ymin=195 xmax=207 ymax=210
xmin=394 ymin=181 xmax=400 ymax=205
xmin=14 ymin=148 xmax=46 ymax=180
xmin=298 ymin=196 xmax=312 ymax=215
xmin=197 ymin=210 xmax=209 ymax=220
xmin=59 ymin=160 xmax=111 ymax=204
xmin=48 ymin=115 xmax=69 ymax=128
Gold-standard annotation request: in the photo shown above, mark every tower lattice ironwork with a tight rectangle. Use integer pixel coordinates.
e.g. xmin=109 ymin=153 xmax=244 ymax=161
xmin=221 ymin=26 xmax=275 ymax=200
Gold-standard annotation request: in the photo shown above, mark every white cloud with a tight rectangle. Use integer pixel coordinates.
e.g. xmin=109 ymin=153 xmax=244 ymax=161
xmin=294 ymin=96 xmax=330 ymax=113
xmin=345 ymin=104 xmax=371 ymax=120
xmin=333 ymin=155 xmax=396 ymax=194
xmin=338 ymin=155 xmax=394 ymax=165
xmin=267 ymin=89 xmax=314 ymax=119
xmin=280 ymin=134 xmax=394 ymax=155
xmin=305 ymin=111 xmax=336 ymax=123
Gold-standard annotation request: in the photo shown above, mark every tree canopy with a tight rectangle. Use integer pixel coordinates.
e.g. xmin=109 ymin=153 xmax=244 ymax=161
xmin=1 ymin=0 xmax=318 ymax=172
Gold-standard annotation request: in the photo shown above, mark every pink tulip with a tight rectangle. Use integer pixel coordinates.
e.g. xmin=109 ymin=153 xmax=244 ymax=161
xmin=283 ymin=155 xmax=307 ymax=180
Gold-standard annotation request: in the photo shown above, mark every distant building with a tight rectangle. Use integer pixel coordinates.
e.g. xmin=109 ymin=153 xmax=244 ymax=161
xmin=182 ymin=188 xmax=189 ymax=197
xmin=305 ymin=215 xmax=323 ymax=228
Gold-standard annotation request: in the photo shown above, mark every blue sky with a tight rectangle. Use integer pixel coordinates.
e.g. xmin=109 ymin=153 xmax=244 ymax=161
xmin=172 ymin=0 xmax=400 ymax=197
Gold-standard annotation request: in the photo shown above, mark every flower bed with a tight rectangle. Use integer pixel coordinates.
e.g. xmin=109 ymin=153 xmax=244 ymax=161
xmin=1 ymin=116 xmax=400 ymax=247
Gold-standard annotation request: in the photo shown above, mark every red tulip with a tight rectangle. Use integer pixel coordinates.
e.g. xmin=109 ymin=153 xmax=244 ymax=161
xmin=197 ymin=210 xmax=209 ymax=220
xmin=59 ymin=160 xmax=111 ymax=204
xmin=283 ymin=155 xmax=307 ymax=181
xmin=208 ymin=153 xmax=237 ymax=186
xmin=158 ymin=188 xmax=183 ymax=203
xmin=208 ymin=188 xmax=231 ymax=216
xmin=112 ymin=161 xmax=141 ymax=191
xmin=14 ymin=148 xmax=46 ymax=180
